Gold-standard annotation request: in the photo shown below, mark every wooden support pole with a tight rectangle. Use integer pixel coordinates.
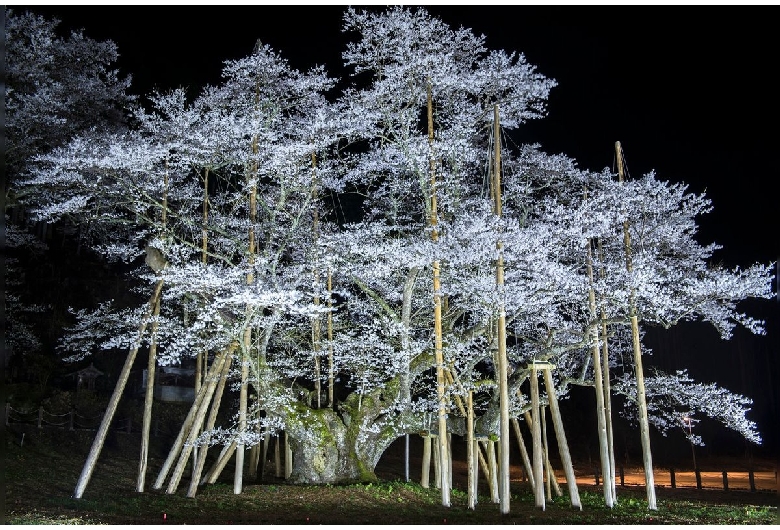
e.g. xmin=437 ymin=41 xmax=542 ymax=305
xmin=487 ymin=439 xmax=499 ymax=504
xmin=421 ymin=434 xmax=432 ymax=489
xmin=492 ymin=103 xmax=511 ymax=515
xmin=167 ymin=351 xmax=231 ymax=494
xmin=154 ymin=344 xmax=235 ymax=491
xmin=530 ymin=364 xmax=545 ymax=510
xmin=433 ymin=437 xmax=442 ymax=489
xmin=544 ymin=446 xmax=563 ymax=498
xmin=512 ymin=417 xmax=536 ymax=491
xmin=203 ymin=441 xmax=237 ymax=485
xmin=428 ymin=79 xmax=450 ymax=508
xmin=275 ymin=435 xmax=282 ymax=478
xmin=616 ymin=141 xmax=656 ymax=511
xmin=73 ymin=280 xmax=164 ymax=499
xmin=542 ymin=405 xmax=552 ymax=501
xmin=542 ymin=367 xmax=581 ymax=509
xmin=467 ymin=391 xmax=477 ymax=510
xmin=260 ymin=425 xmax=271 ymax=480
xmin=477 ymin=439 xmax=491 ymax=482
xmin=284 ymin=432 xmax=293 ymax=480
xmin=137 ymin=293 xmax=161 ymax=493
xmin=187 ymin=352 xmax=231 ymax=497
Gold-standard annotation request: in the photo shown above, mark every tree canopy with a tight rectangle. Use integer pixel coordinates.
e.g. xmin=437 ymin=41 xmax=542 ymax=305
xmin=4 ymin=6 xmax=774 ymax=505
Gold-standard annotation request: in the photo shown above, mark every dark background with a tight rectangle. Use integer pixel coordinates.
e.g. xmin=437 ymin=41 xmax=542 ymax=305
xmin=9 ymin=5 xmax=778 ymax=461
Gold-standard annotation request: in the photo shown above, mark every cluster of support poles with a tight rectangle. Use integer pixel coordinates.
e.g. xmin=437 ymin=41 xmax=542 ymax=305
xmin=70 ymin=82 xmax=652 ymax=515
xmin=418 ymin=360 xmax=581 ymax=512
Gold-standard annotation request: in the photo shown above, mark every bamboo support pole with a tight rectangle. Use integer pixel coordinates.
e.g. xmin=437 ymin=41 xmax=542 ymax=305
xmin=467 ymin=390 xmax=477 ymax=510
xmin=616 ymin=141 xmax=656 ymax=510
xmin=530 ymin=364 xmax=545 ymax=510
xmin=187 ymin=351 xmax=232 ymax=497
xmin=73 ymin=279 xmax=165 ymax=499
xmin=137 ymin=294 xmax=162 ymax=492
xmin=477 ymin=438 xmax=491 ymax=482
xmin=491 ymin=104 xmax=511 ymax=514
xmin=234 ymin=342 xmax=249 ymax=494
xmin=421 ymin=434 xmax=432 ymax=488
xmin=275 ymin=436 xmax=282 ymax=478
xmin=433 ymin=438 xmax=442 ymax=489
xmin=154 ymin=344 xmax=235 ymax=490
xmin=260 ymin=425 xmax=271 ymax=479
xmin=597 ymin=238 xmax=617 ymax=502
xmin=542 ymin=367 xmax=581 ymax=509
xmin=203 ymin=441 xmax=237 ymax=485
xmin=512 ymin=417 xmax=536 ymax=491
xmin=586 ymin=236 xmax=615 ymax=508
xmin=486 ymin=439 xmax=499 ymax=503
xmin=167 ymin=352 xmax=231 ymax=494
xmin=542 ymin=405 xmax=552 ymax=501
xmin=284 ymin=432 xmax=293 ymax=479
xmin=427 ymin=80 xmax=450 ymax=508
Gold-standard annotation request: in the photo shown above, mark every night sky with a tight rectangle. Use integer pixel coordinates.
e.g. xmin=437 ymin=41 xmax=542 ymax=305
xmin=9 ymin=4 xmax=779 ymax=457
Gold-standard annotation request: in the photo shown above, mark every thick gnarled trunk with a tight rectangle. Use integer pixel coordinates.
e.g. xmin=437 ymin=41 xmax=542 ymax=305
xmin=283 ymin=391 xmax=402 ymax=484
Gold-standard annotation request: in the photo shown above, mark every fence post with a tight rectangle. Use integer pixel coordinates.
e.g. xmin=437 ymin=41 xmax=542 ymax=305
xmin=695 ymin=468 xmax=702 ymax=489
xmin=619 ymin=465 xmax=625 ymax=487
xmin=722 ymin=471 xmax=728 ymax=491
xmin=5 ymin=403 xmax=10 ymax=426
xmin=70 ymin=410 xmax=75 ymax=431
xmin=126 ymin=417 xmax=132 ymax=434
xmin=748 ymin=469 xmax=756 ymax=492
xmin=38 ymin=407 xmax=43 ymax=429
xmin=594 ymin=467 xmax=600 ymax=486
xmin=670 ymin=468 xmax=676 ymax=489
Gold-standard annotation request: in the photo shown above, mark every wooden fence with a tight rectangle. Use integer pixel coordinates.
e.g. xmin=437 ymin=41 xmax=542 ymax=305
xmin=585 ymin=463 xmax=777 ymax=493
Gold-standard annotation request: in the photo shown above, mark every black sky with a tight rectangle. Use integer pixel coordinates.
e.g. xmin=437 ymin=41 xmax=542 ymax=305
xmin=10 ymin=4 xmax=779 ymax=455
xmin=15 ymin=4 xmax=778 ymax=267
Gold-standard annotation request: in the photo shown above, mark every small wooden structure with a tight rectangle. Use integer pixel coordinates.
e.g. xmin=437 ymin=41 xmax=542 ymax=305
xmin=66 ymin=363 xmax=105 ymax=392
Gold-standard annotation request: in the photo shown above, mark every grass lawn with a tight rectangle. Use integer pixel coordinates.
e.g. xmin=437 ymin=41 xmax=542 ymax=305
xmin=4 ymin=424 xmax=777 ymax=524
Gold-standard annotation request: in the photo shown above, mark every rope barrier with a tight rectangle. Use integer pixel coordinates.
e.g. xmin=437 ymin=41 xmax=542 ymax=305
xmin=5 ymin=404 xmax=132 ymax=432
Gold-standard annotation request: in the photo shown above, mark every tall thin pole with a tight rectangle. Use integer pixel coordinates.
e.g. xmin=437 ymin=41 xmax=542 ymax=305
xmin=493 ymin=104 xmax=511 ymax=514
xmin=616 ymin=141 xmax=657 ymax=510
xmin=311 ymin=151 xmax=322 ymax=409
xmin=428 ymin=79 xmax=450 ymax=507
xmin=530 ymin=364 xmax=545 ymax=510
xmin=586 ymin=236 xmax=614 ymax=507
